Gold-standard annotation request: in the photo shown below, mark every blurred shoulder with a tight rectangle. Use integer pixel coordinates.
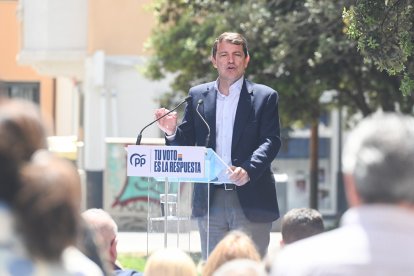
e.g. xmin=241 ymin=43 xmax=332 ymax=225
xmin=62 ymin=246 xmax=105 ymax=275
xmin=114 ymin=268 xmax=143 ymax=276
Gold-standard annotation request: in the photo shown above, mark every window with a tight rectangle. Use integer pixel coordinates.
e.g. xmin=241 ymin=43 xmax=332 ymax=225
xmin=0 ymin=81 xmax=40 ymax=103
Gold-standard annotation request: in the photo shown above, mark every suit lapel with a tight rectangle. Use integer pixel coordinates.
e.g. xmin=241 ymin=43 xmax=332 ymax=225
xmin=201 ymin=85 xmax=217 ymax=149
xmin=232 ymin=79 xmax=253 ymax=153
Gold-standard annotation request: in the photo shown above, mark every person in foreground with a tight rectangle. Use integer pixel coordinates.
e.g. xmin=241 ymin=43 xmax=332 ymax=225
xmin=280 ymin=207 xmax=324 ymax=246
xmin=143 ymin=248 xmax=197 ymax=276
xmin=155 ymin=32 xmax=281 ymax=259
xmin=82 ymin=208 xmax=142 ymax=275
xmin=0 ymin=98 xmax=48 ymax=275
xmin=272 ymin=112 xmax=414 ymax=276
xmin=0 ymin=98 xmax=105 ymax=275
xmin=16 ymin=151 xmax=104 ymax=275
xmin=212 ymin=259 xmax=267 ymax=276
xmin=202 ymin=230 xmax=261 ymax=276
xmin=263 ymin=208 xmax=324 ymax=273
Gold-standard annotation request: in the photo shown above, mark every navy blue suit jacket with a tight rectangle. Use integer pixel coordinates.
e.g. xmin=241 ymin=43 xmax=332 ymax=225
xmin=167 ymin=79 xmax=281 ymax=223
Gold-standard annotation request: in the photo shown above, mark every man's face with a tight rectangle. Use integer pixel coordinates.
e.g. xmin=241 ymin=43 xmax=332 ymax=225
xmin=211 ymin=41 xmax=250 ymax=84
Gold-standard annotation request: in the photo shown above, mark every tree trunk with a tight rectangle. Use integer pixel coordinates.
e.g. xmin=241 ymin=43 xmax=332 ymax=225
xmin=309 ymin=118 xmax=319 ymax=209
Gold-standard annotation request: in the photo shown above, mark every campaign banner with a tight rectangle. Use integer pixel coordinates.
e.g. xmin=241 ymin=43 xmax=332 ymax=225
xmin=127 ymin=145 xmax=205 ymax=178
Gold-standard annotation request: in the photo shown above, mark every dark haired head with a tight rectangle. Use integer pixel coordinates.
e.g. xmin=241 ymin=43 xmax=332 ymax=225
xmin=281 ymin=208 xmax=324 ymax=245
xmin=211 ymin=32 xmax=249 ymax=58
xmin=0 ymin=98 xmax=47 ymax=204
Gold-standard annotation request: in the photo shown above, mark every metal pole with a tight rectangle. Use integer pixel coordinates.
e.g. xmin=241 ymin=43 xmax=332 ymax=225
xmin=164 ymin=177 xmax=168 ymax=248
xmin=336 ymin=102 xmax=347 ymax=219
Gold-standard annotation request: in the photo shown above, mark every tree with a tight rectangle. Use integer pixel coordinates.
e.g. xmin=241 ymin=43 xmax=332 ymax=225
xmin=145 ymin=0 xmax=414 ymax=210
xmin=343 ymin=0 xmax=414 ymax=95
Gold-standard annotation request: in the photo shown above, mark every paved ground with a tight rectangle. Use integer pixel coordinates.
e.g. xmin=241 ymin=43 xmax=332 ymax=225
xmin=117 ymin=231 xmax=282 ymax=255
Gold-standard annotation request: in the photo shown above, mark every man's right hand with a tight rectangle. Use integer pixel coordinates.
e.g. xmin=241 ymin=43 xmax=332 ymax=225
xmin=154 ymin=108 xmax=178 ymax=136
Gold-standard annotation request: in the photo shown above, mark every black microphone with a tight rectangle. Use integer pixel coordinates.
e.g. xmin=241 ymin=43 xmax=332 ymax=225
xmin=196 ymin=99 xmax=210 ymax=147
xmin=135 ymin=96 xmax=192 ymax=145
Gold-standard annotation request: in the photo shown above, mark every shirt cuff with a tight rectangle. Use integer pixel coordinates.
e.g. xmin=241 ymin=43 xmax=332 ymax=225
xmin=165 ymin=131 xmax=176 ymax=141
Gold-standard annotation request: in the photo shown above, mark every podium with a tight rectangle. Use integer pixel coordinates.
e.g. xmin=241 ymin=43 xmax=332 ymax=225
xmin=127 ymin=145 xmax=231 ymax=255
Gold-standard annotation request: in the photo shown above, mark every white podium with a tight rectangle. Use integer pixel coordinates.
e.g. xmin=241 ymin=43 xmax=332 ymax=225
xmin=126 ymin=145 xmax=231 ymax=255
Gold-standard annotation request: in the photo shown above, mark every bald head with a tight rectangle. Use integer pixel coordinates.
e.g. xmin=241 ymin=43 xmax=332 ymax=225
xmin=82 ymin=208 xmax=118 ymax=264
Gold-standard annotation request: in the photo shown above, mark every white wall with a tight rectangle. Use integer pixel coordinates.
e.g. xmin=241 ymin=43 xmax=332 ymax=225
xmin=105 ymin=56 xmax=173 ymax=138
xmin=55 ymin=77 xmax=79 ymax=135
xmin=18 ymin=0 xmax=87 ymax=78
xmin=83 ymin=53 xmax=173 ymax=171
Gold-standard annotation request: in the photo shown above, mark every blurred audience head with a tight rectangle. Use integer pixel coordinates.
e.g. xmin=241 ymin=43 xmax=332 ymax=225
xmin=82 ymin=208 xmax=118 ymax=266
xmin=144 ymin=248 xmax=197 ymax=276
xmin=212 ymin=258 xmax=266 ymax=276
xmin=0 ymin=98 xmax=47 ymax=205
xmin=281 ymin=208 xmax=324 ymax=246
xmin=16 ymin=150 xmax=82 ymax=261
xmin=342 ymin=112 xmax=414 ymax=206
xmin=202 ymin=230 xmax=261 ymax=276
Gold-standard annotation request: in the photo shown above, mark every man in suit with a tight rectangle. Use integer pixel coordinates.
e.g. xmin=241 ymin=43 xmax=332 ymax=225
xmin=155 ymin=32 xmax=281 ymax=259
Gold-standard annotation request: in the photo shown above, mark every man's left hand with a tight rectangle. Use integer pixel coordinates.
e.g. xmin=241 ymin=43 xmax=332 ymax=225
xmin=228 ymin=166 xmax=250 ymax=186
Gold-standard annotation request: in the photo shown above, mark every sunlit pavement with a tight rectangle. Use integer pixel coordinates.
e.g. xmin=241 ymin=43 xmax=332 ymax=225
xmin=117 ymin=231 xmax=282 ymax=255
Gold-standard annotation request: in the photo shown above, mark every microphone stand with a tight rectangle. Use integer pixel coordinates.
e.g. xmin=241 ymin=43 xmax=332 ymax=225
xmin=135 ymin=96 xmax=192 ymax=145
xmin=196 ymin=99 xmax=210 ymax=147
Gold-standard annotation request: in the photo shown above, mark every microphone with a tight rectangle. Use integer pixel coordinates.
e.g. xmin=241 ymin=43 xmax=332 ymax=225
xmin=135 ymin=96 xmax=192 ymax=145
xmin=196 ymin=99 xmax=210 ymax=147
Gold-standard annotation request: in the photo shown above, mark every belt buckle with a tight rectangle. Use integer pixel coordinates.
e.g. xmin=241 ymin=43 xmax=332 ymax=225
xmin=224 ymin=183 xmax=234 ymax=191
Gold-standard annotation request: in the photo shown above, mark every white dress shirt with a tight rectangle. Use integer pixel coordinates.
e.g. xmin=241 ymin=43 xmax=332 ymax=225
xmin=273 ymin=205 xmax=414 ymax=276
xmin=214 ymin=76 xmax=243 ymax=166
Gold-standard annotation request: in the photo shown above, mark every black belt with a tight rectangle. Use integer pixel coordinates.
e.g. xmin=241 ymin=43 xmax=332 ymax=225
xmin=215 ymin=183 xmax=236 ymax=191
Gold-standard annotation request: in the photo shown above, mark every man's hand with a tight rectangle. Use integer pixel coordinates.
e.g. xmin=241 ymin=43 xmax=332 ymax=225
xmin=154 ymin=108 xmax=178 ymax=136
xmin=228 ymin=166 xmax=250 ymax=186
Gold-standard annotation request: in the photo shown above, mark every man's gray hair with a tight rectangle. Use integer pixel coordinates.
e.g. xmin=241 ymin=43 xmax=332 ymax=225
xmin=342 ymin=112 xmax=414 ymax=203
xmin=82 ymin=208 xmax=118 ymax=246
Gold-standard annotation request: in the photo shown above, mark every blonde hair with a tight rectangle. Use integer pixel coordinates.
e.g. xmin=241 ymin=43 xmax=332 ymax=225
xmin=144 ymin=248 xmax=197 ymax=276
xmin=213 ymin=258 xmax=266 ymax=276
xmin=202 ymin=230 xmax=261 ymax=276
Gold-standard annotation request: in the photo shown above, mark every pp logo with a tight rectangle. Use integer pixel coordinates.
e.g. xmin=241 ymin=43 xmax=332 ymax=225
xmin=130 ymin=153 xmax=146 ymax=167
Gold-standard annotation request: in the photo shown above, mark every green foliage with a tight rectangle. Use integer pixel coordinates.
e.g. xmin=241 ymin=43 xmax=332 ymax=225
xmin=118 ymin=253 xmax=147 ymax=272
xmin=343 ymin=0 xmax=414 ymax=95
xmin=118 ymin=252 xmax=202 ymax=273
xmin=342 ymin=7 xmax=360 ymax=39
xmin=145 ymin=0 xmax=414 ymax=125
xmin=401 ymin=73 xmax=414 ymax=96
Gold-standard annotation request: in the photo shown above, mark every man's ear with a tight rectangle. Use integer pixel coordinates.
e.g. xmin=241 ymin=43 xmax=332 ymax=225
xmin=211 ymin=55 xmax=217 ymax=68
xmin=244 ymin=54 xmax=250 ymax=68
xmin=110 ymin=238 xmax=118 ymax=263
xmin=343 ymin=173 xmax=361 ymax=207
